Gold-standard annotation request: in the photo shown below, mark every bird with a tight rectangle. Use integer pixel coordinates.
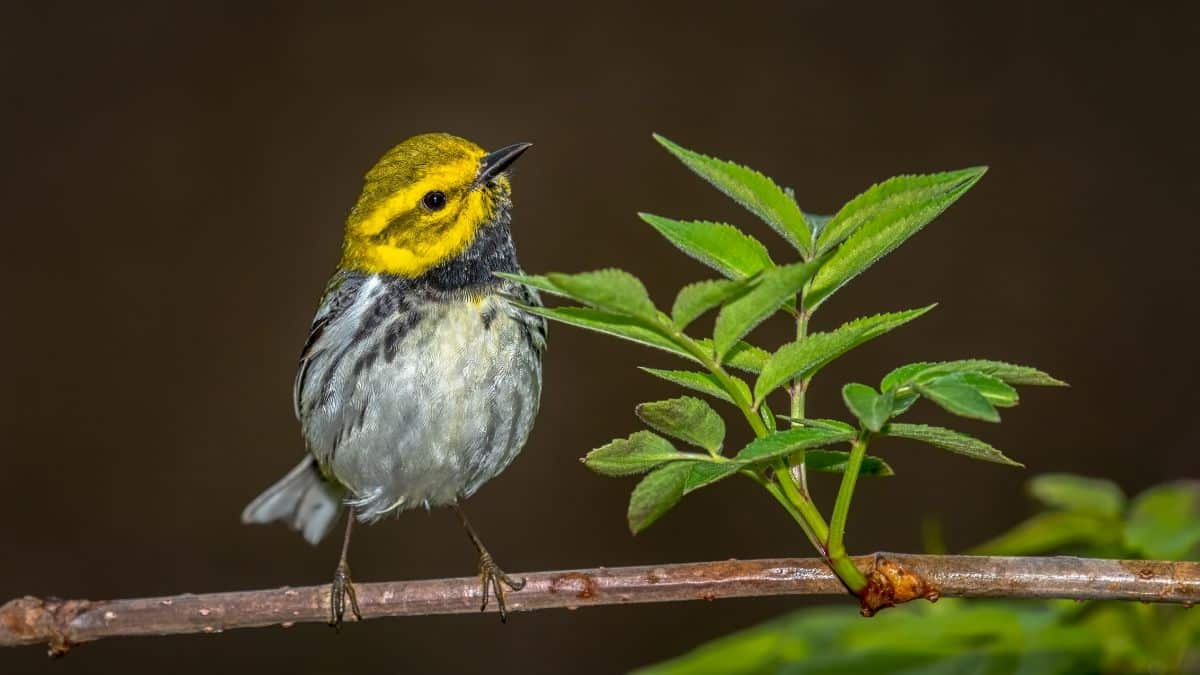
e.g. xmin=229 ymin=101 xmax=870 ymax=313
xmin=241 ymin=133 xmax=545 ymax=626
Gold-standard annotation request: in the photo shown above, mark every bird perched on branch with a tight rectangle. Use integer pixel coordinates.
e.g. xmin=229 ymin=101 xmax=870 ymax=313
xmin=242 ymin=133 xmax=545 ymax=625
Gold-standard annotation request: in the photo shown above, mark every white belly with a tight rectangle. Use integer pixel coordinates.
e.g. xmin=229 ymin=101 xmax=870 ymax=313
xmin=299 ymin=280 xmax=542 ymax=520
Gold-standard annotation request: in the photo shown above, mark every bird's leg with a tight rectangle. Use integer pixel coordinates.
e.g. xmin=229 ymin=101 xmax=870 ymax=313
xmin=454 ymin=498 xmax=525 ymax=622
xmin=329 ymin=511 xmax=362 ymax=630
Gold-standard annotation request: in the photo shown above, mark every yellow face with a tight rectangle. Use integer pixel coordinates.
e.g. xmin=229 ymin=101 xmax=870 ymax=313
xmin=339 ymin=133 xmax=513 ymax=277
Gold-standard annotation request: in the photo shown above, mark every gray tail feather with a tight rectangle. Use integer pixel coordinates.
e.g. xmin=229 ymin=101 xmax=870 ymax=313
xmin=241 ymin=458 xmax=344 ymax=545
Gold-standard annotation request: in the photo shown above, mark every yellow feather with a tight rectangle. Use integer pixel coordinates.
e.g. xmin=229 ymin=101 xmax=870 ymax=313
xmin=337 ymin=133 xmax=505 ymax=278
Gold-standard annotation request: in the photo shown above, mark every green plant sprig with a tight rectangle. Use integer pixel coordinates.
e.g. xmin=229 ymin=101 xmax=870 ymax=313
xmin=500 ymin=134 xmax=1066 ymax=600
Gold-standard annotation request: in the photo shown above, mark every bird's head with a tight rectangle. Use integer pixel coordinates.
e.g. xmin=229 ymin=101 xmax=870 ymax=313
xmin=339 ymin=133 xmax=531 ymax=277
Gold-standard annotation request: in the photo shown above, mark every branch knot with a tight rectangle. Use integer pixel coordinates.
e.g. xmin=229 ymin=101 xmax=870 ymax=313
xmin=0 ymin=595 xmax=94 ymax=657
xmin=858 ymin=555 xmax=940 ymax=617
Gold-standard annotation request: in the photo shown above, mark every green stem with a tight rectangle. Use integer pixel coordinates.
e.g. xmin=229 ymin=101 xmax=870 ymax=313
xmin=670 ymin=332 xmax=769 ymax=438
xmin=789 ymin=308 xmax=812 ymax=494
xmin=670 ymin=327 xmax=835 ymax=558
xmin=667 ymin=307 xmax=867 ymax=594
xmin=759 ymin=475 xmax=825 ymax=553
xmin=772 ymin=461 xmax=829 ymax=547
xmin=826 ymin=434 xmax=871 ymax=593
xmin=828 ymin=554 xmax=867 ymax=594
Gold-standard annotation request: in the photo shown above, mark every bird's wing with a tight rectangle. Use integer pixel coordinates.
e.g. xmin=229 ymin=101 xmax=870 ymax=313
xmin=293 ymin=271 xmax=367 ymax=420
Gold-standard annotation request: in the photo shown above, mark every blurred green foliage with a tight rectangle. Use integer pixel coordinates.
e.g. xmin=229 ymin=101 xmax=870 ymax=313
xmin=637 ymin=476 xmax=1200 ymax=675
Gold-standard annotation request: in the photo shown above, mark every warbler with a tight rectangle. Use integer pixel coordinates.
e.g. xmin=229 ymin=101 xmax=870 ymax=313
xmin=241 ymin=133 xmax=545 ymax=625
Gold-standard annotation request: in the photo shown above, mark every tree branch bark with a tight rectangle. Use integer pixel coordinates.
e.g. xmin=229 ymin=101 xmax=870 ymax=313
xmin=4 ymin=554 xmax=1197 ymax=656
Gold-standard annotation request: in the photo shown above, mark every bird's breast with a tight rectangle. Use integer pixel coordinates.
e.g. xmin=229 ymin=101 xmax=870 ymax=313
xmin=297 ymin=276 xmax=543 ymax=518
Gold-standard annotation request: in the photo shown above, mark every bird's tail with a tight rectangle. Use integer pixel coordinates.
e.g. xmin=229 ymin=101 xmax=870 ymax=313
xmin=241 ymin=458 xmax=344 ymax=545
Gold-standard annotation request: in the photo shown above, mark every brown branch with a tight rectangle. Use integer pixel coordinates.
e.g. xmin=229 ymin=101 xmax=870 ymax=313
xmin=3 ymin=554 xmax=1197 ymax=656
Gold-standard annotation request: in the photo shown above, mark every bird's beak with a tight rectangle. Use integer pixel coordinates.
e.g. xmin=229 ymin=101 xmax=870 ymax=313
xmin=477 ymin=142 xmax=532 ymax=186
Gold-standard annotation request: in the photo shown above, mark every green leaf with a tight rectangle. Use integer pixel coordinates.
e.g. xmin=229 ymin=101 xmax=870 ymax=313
xmin=713 ymin=261 xmax=819 ymax=360
xmin=961 ymin=372 xmax=1019 ymax=408
xmin=628 ymin=462 xmax=692 ymax=534
xmin=671 ymin=278 xmax=753 ymax=329
xmin=816 ymin=168 xmax=987 ymax=254
xmin=516 ymin=305 xmax=690 ymax=361
xmin=1124 ymin=482 xmax=1200 ymax=560
xmin=695 ymin=339 xmax=772 ymax=373
xmin=758 ymin=399 xmax=777 ymax=433
xmin=499 ymin=270 xmax=658 ymax=321
xmin=969 ymin=511 xmax=1119 ymax=556
xmin=727 ymin=342 xmax=772 ymax=372
xmin=806 ymin=449 xmax=894 ymax=477
xmin=734 ymin=427 xmax=856 ymax=464
xmin=753 ymin=306 xmax=934 ymax=402
xmin=886 ymin=423 xmax=1022 ymax=466
xmin=841 ymin=383 xmax=890 ymax=432
xmin=805 ymin=167 xmax=987 ymax=310
xmin=639 ymin=214 xmax=774 ymax=280
xmin=881 ymin=359 xmax=1067 ymax=391
xmin=583 ymin=431 xmax=694 ymax=476
xmin=636 ymin=397 xmax=726 ymax=454
xmin=891 ymin=389 xmax=920 ymax=416
xmin=653 ymin=134 xmax=813 ymax=256
xmin=1028 ymin=474 xmax=1126 ymax=518
xmin=640 ymin=368 xmax=739 ymax=404
xmin=682 ymin=462 xmax=744 ymax=493
xmin=915 ymin=373 xmax=1001 ymax=422
xmin=879 ymin=362 xmax=931 ymax=392
xmin=933 ymin=360 xmax=1068 ymax=387
xmin=494 ymin=272 xmax=564 ymax=297
xmin=776 ymin=417 xmax=857 ymax=434
xmin=542 ymin=269 xmax=657 ymax=319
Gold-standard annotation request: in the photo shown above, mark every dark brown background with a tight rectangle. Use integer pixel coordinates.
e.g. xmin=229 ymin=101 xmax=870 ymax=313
xmin=2 ymin=1 xmax=1196 ymax=673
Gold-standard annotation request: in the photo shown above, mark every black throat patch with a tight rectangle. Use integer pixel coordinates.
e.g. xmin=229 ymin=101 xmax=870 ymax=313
xmin=412 ymin=200 xmax=519 ymax=293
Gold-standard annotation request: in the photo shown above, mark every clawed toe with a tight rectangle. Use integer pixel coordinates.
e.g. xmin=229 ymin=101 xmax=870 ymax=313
xmin=478 ymin=553 xmax=525 ymax=622
xmin=329 ymin=561 xmax=362 ymax=630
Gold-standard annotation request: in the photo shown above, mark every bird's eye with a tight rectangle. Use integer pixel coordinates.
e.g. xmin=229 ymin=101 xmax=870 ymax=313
xmin=421 ymin=190 xmax=447 ymax=211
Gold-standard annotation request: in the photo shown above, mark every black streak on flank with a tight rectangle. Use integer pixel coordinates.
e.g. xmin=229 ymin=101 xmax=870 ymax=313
xmin=481 ymin=306 xmax=497 ymax=331
xmin=354 ymin=291 xmax=404 ymax=343
xmin=383 ymin=310 xmax=423 ymax=363
xmin=352 ymin=394 xmax=370 ymax=434
xmin=352 ymin=346 xmax=378 ymax=378
xmin=520 ymin=324 xmax=539 ymax=356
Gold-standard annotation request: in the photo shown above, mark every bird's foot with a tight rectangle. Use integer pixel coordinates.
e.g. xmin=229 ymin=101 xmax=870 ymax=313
xmin=478 ymin=551 xmax=526 ymax=623
xmin=329 ymin=560 xmax=362 ymax=630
